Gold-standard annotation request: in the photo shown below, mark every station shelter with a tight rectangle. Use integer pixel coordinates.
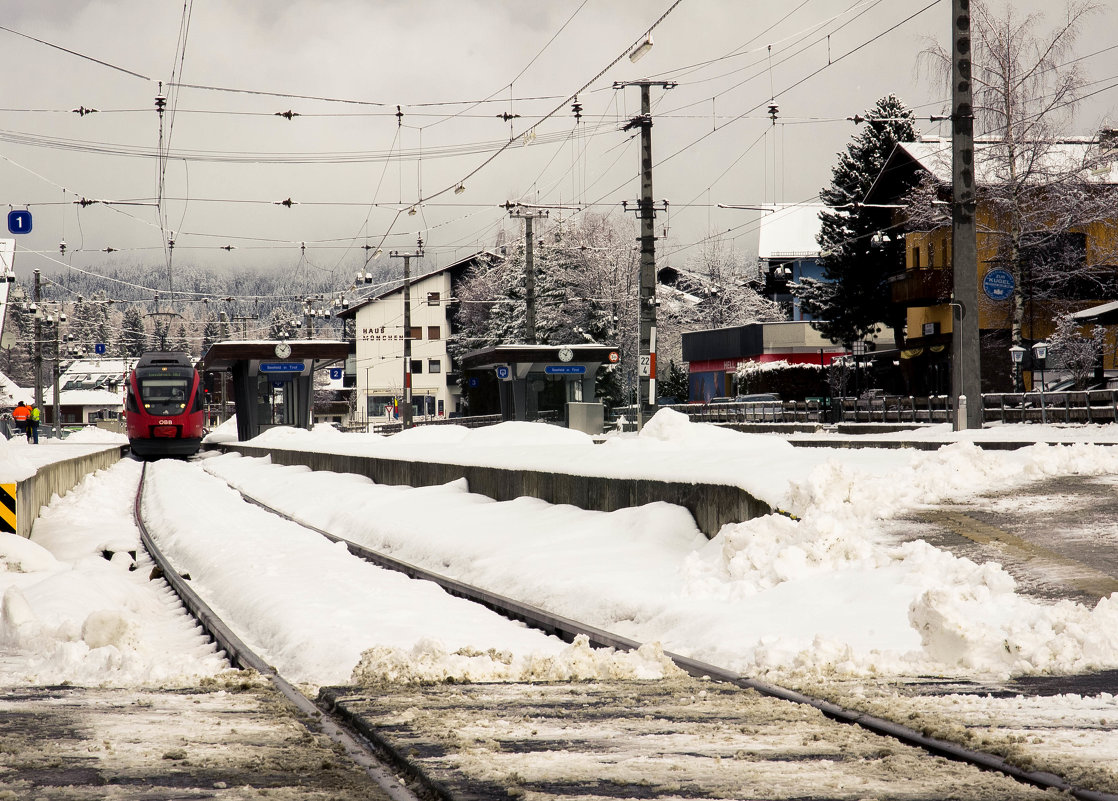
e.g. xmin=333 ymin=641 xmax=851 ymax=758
xmin=461 ymin=344 xmax=618 ymax=434
xmin=200 ymin=340 xmax=350 ymax=442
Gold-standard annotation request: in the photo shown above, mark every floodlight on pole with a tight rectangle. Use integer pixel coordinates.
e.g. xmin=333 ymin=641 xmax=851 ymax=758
xmin=629 ymin=34 xmax=653 ymax=62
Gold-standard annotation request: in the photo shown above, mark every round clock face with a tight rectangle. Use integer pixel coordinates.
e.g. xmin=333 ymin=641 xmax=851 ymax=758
xmin=274 ymin=342 xmax=292 ymax=358
xmin=558 ymin=347 xmax=573 ymax=362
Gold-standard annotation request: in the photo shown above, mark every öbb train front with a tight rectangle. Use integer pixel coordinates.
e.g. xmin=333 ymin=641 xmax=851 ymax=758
xmin=125 ymin=352 xmax=205 ymax=459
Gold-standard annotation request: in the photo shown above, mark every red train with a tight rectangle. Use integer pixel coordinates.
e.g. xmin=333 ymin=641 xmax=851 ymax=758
xmin=124 ymin=352 xmax=205 ymax=459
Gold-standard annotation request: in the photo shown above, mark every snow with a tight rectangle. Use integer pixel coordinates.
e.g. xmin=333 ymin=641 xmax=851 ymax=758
xmin=3 ymin=410 xmax=1118 ymax=786
xmin=0 ymin=424 xmax=127 ymax=481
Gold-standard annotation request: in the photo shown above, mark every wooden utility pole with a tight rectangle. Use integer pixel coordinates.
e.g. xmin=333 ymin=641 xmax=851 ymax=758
xmin=615 ymin=79 xmax=674 ymax=429
xmin=391 ymin=239 xmax=424 ymax=429
xmin=951 ymin=0 xmax=982 ymax=428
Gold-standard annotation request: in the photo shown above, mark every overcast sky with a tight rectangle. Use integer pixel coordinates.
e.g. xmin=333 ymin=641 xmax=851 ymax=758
xmin=0 ymin=0 xmax=1115 ymax=297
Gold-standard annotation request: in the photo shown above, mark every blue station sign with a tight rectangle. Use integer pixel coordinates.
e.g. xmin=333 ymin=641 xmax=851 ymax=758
xmin=7 ymin=210 xmax=31 ymax=234
xmin=983 ymin=269 xmax=1015 ymax=301
xmin=260 ymin=361 xmax=306 ymax=373
xmin=544 ymin=364 xmax=586 ymax=375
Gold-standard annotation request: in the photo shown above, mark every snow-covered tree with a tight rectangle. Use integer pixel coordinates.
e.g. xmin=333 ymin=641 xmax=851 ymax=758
xmin=172 ymin=323 xmax=192 ymax=356
xmin=201 ymin=316 xmax=219 ymax=354
xmin=118 ymin=306 xmax=147 ymax=357
xmin=449 ymin=215 xmax=637 ymax=406
xmin=657 ymin=238 xmax=783 ymax=369
xmin=916 ymin=1 xmax=1114 ymax=347
xmin=1047 ymin=313 xmax=1106 ymax=389
xmin=793 ymin=95 xmax=917 ymax=348
xmin=658 ymin=360 xmax=689 ymax=403
xmin=268 ymin=306 xmax=300 ymax=340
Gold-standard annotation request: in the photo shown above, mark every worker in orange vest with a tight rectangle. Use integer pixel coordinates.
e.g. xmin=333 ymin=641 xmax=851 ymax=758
xmin=11 ymin=401 xmax=31 ymax=442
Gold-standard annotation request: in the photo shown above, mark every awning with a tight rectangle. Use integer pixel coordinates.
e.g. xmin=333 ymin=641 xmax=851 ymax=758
xmin=1069 ymin=300 xmax=1118 ymax=325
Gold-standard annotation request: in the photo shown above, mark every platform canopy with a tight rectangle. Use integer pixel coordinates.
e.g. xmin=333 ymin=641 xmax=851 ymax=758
xmin=200 ymin=340 xmax=349 ymax=372
xmin=461 ymin=344 xmax=618 ymax=425
xmin=199 ymin=340 xmax=350 ymax=442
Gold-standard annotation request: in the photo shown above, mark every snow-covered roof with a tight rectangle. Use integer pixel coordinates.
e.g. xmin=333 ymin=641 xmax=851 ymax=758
xmin=0 ymin=370 xmax=32 ymax=407
xmin=888 ymin=139 xmax=1118 ymax=187
xmin=44 ymin=387 xmax=124 ymax=406
xmin=756 ymin=204 xmax=824 ymax=259
xmin=339 ymin=250 xmax=503 ymax=317
xmin=1069 ymin=299 xmax=1118 ymax=323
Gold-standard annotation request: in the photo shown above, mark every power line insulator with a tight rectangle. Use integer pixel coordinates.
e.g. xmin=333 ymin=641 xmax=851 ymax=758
xmin=275 ymin=110 xmax=300 ymax=120
xmin=768 ymin=103 xmax=779 ymax=123
xmin=72 ymin=106 xmax=99 ymax=117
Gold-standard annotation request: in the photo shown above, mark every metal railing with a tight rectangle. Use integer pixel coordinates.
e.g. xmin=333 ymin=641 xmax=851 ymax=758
xmin=614 ymin=390 xmax=1118 ymax=427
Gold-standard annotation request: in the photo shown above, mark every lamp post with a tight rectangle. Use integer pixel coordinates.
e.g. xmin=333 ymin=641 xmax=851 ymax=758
xmin=1031 ymin=341 xmax=1049 ymax=391
xmin=1009 ymin=345 xmax=1026 ymax=392
xmin=851 ymin=340 xmax=867 ymax=400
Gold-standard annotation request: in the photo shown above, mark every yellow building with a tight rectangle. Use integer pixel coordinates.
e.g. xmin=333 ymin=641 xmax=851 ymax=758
xmin=865 ymin=137 xmax=1118 ymax=393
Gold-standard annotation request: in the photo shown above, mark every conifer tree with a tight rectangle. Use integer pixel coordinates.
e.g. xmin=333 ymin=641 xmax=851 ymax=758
xmin=793 ymin=95 xmax=917 ymax=348
xmin=119 ymin=306 xmax=147 ymax=357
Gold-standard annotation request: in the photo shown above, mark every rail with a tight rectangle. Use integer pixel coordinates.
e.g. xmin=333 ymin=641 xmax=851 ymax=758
xmin=133 ymin=464 xmax=423 ymax=801
xmin=220 ymin=472 xmax=1118 ymax=801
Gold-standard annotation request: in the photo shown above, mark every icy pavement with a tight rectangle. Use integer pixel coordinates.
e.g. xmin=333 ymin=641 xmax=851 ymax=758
xmin=324 ymin=676 xmax=1055 ymax=800
xmin=0 ymin=675 xmax=398 ymax=799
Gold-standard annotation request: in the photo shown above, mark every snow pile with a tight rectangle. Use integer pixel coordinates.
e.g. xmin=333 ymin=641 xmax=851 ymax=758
xmin=0 ymin=460 xmax=227 ymax=686
xmin=674 ymin=436 xmax=1118 ymax=677
xmin=62 ymin=426 xmax=128 ymax=444
xmin=910 ymin=582 xmax=1118 ymax=674
xmin=205 ymin=412 xmax=1118 ymax=681
xmin=350 ymin=635 xmax=683 ymax=686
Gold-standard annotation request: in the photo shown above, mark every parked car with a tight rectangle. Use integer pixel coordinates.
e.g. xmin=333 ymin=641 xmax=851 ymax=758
xmin=734 ymin=393 xmax=781 ymax=403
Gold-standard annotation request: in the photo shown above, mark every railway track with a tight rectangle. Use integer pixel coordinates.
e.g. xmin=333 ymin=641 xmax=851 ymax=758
xmin=134 ymin=459 xmax=1118 ymax=801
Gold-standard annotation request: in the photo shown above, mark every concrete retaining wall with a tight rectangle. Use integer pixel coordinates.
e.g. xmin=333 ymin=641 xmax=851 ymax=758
xmin=225 ymin=444 xmax=772 ymax=537
xmin=13 ymin=446 xmax=128 ymax=538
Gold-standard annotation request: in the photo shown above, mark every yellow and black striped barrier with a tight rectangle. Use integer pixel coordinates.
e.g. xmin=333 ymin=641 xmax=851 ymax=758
xmin=0 ymin=483 xmax=15 ymax=535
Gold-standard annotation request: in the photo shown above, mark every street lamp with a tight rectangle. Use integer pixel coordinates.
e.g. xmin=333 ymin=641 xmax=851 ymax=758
xmin=1009 ymin=345 xmax=1026 ymax=392
xmin=1031 ymin=341 xmax=1049 ymax=391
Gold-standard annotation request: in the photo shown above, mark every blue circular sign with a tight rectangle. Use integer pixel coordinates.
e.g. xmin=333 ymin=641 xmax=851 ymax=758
xmin=983 ymin=269 xmax=1015 ymax=301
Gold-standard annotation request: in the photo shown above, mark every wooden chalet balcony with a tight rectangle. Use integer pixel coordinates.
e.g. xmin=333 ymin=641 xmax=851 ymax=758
xmin=889 ymin=267 xmax=952 ymax=306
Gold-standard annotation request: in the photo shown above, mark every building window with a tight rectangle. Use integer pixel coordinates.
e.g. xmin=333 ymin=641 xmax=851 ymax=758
xmin=428 ymin=359 xmax=442 ymax=373
xmin=427 ymin=325 xmax=441 ymax=340
xmin=912 ymin=246 xmax=921 ymax=269
xmin=409 ymin=326 xmax=422 ymax=341
xmin=410 ymin=360 xmax=423 ymax=374
xmin=427 ymin=291 xmax=440 ymax=306
xmin=928 ymin=241 xmax=935 ymax=267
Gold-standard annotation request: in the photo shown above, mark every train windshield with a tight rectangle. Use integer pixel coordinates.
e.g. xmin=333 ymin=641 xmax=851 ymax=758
xmin=138 ymin=376 xmax=191 ymax=413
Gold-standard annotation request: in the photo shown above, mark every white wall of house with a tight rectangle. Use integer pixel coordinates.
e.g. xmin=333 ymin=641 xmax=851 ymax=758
xmin=352 ymin=270 xmax=459 ymax=424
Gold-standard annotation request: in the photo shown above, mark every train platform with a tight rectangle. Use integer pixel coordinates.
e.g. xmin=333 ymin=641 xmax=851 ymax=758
xmin=0 ymin=432 xmax=128 ymax=537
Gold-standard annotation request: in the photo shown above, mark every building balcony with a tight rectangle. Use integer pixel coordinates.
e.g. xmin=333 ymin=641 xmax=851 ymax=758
xmin=889 ymin=268 xmax=952 ymax=306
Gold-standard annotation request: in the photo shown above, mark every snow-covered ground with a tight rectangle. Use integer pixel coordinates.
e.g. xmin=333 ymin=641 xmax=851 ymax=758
xmin=0 ymin=412 xmax=1116 ymax=788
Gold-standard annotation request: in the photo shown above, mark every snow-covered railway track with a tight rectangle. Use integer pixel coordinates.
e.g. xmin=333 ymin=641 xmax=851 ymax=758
xmin=141 ymin=460 xmax=1118 ymax=801
xmin=133 ymin=463 xmax=426 ymax=801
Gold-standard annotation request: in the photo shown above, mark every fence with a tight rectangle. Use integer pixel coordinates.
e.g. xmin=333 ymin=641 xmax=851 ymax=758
xmin=622 ymin=390 xmax=1118 ymax=427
